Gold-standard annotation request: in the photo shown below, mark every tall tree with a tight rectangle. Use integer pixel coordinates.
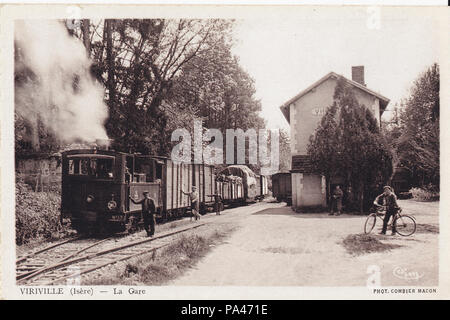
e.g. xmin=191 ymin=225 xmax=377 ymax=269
xmin=396 ymin=63 xmax=439 ymax=188
xmin=74 ymin=19 xmax=233 ymax=155
xmin=168 ymin=37 xmax=264 ymax=131
xmin=166 ymin=37 xmax=266 ymax=168
xmin=308 ymin=77 xmax=393 ymax=212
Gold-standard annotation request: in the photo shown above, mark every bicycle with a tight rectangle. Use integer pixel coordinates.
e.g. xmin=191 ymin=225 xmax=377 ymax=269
xmin=364 ymin=205 xmax=416 ymax=236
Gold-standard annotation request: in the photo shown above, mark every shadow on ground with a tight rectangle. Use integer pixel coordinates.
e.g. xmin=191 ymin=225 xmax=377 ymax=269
xmin=415 ymin=223 xmax=439 ymax=234
xmin=253 ymin=206 xmax=366 ymax=219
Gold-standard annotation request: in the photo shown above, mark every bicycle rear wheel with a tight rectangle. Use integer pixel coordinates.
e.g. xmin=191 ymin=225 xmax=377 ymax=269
xmin=394 ymin=215 xmax=416 ymax=236
xmin=364 ymin=213 xmax=377 ymax=234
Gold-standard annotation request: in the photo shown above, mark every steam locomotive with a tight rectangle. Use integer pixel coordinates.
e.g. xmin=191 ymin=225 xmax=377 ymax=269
xmin=61 ymin=142 xmax=269 ymax=233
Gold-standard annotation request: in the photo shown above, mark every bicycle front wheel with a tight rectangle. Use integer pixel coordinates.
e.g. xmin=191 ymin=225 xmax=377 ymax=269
xmin=394 ymin=215 xmax=416 ymax=236
xmin=364 ymin=213 xmax=377 ymax=234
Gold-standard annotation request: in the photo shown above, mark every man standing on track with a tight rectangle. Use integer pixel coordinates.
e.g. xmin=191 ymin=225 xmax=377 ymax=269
xmin=129 ymin=191 xmax=156 ymax=237
xmin=182 ymin=186 xmax=202 ymax=221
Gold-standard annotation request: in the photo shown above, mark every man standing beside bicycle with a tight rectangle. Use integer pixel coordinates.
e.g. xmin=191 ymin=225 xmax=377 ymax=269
xmin=373 ymin=186 xmax=399 ymax=235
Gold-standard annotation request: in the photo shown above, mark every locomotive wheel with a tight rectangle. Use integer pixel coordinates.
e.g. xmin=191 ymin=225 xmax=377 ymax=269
xmin=125 ymin=215 xmax=139 ymax=234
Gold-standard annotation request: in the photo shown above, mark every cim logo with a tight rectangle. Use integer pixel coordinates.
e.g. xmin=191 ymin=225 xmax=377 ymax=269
xmin=311 ymin=107 xmax=326 ymax=116
xmin=393 ymin=266 xmax=424 ymax=281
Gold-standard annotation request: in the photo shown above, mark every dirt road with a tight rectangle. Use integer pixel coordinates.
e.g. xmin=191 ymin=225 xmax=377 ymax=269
xmin=171 ymin=199 xmax=439 ymax=286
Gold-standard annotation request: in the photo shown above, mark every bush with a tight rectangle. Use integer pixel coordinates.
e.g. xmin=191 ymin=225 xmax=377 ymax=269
xmin=409 ymin=185 xmax=439 ymax=202
xmin=15 ymin=180 xmax=65 ymax=245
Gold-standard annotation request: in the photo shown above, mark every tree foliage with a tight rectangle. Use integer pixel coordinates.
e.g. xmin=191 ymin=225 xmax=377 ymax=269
xmin=395 ymin=63 xmax=439 ymax=188
xmin=86 ymin=19 xmax=235 ymax=155
xmin=15 ymin=19 xmax=267 ymax=163
xmin=278 ymin=129 xmax=291 ymax=172
xmin=165 ymin=36 xmax=266 ymax=170
xmin=168 ymin=38 xmax=264 ymax=131
xmin=308 ymin=77 xmax=393 ymax=212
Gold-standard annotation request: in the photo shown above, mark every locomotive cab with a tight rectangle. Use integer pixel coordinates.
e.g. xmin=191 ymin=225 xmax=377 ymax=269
xmin=61 ymin=149 xmax=165 ymax=234
xmin=61 ymin=149 xmax=123 ymax=233
xmin=126 ymin=156 xmax=163 ymax=218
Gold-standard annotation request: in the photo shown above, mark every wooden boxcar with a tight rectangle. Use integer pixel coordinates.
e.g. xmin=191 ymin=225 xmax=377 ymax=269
xmin=271 ymin=172 xmax=292 ymax=205
xmin=161 ymin=158 xmax=216 ymax=216
xmin=61 ymin=149 xmax=215 ymax=233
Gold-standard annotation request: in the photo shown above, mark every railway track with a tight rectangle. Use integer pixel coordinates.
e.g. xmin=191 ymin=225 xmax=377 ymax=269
xmin=16 ymin=222 xmax=207 ymax=286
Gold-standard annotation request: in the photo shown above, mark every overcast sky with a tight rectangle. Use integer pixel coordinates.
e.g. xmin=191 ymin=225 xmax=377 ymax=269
xmin=231 ymin=7 xmax=441 ymax=130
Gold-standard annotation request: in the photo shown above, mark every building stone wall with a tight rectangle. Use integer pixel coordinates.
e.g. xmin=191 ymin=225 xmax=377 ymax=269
xmin=16 ymin=155 xmax=62 ymax=191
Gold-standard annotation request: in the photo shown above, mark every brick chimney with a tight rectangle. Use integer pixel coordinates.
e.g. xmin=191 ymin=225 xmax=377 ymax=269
xmin=351 ymin=66 xmax=365 ymax=86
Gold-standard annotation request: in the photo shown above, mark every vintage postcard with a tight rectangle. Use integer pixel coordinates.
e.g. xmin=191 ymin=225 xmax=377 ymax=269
xmin=0 ymin=3 xmax=449 ymax=301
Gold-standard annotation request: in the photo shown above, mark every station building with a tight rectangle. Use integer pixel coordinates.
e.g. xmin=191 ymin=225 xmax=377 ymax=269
xmin=279 ymin=66 xmax=390 ymax=210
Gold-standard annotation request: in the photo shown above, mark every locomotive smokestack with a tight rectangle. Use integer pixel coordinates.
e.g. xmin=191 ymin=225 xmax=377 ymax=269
xmin=95 ymin=138 xmax=113 ymax=150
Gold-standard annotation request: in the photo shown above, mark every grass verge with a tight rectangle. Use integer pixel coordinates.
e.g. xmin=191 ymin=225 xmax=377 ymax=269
xmin=342 ymin=234 xmax=402 ymax=256
xmin=15 ymin=181 xmax=75 ymax=247
xmin=82 ymin=226 xmax=233 ymax=285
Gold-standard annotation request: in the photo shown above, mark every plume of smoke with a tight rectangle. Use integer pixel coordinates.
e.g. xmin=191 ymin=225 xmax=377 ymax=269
xmin=14 ymin=20 xmax=108 ymax=146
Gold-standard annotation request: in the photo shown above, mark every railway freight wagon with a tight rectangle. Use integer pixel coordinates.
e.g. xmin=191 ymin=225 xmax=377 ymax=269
xmin=164 ymin=159 xmax=216 ymax=215
xmin=61 ymin=147 xmax=215 ymax=233
xmin=218 ymin=165 xmax=265 ymax=202
xmin=215 ymin=175 xmax=244 ymax=205
xmin=271 ymin=172 xmax=292 ymax=205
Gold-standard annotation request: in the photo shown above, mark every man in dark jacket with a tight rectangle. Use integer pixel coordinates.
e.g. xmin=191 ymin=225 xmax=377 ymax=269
xmin=130 ymin=191 xmax=156 ymax=237
xmin=329 ymin=185 xmax=344 ymax=216
xmin=373 ymin=186 xmax=399 ymax=235
xmin=208 ymin=194 xmax=223 ymax=215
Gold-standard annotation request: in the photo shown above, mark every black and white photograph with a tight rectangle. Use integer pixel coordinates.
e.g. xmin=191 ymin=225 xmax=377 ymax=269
xmin=0 ymin=2 xmax=448 ymax=300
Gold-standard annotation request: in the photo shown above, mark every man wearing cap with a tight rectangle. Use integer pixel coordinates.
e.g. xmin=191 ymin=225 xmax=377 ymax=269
xmin=373 ymin=186 xmax=399 ymax=235
xmin=182 ymin=186 xmax=201 ymax=221
xmin=208 ymin=193 xmax=223 ymax=215
xmin=129 ymin=191 xmax=156 ymax=237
